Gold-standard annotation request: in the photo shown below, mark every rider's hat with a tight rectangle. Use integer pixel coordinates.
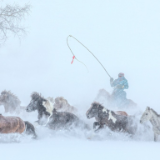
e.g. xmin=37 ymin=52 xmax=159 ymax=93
xmin=118 ymin=73 xmax=124 ymax=77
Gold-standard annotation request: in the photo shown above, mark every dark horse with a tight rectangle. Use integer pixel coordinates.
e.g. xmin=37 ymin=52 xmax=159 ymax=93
xmin=26 ymin=92 xmax=54 ymax=125
xmin=86 ymin=102 xmax=137 ymax=134
xmin=47 ymin=108 xmax=89 ymax=130
xmin=26 ymin=92 xmax=88 ymax=130
xmin=0 ymin=114 xmax=37 ymax=138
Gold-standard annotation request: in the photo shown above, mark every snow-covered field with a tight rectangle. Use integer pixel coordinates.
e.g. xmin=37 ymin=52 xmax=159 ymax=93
xmin=0 ymin=105 xmax=159 ymax=160
xmin=1 ymin=0 xmax=160 ymax=159
xmin=1 ymin=137 xmax=160 ymax=160
xmin=1 ymin=136 xmax=159 ymax=160
xmin=0 ymin=113 xmax=159 ymax=160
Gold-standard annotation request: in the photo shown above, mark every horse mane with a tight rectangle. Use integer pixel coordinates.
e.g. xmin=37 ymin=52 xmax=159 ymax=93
xmin=31 ymin=92 xmax=54 ymax=116
xmin=56 ymin=97 xmax=68 ymax=103
xmin=31 ymin=92 xmax=46 ymax=101
xmin=92 ymin=102 xmax=104 ymax=109
xmin=151 ymin=108 xmax=160 ymax=117
xmin=52 ymin=108 xmax=57 ymax=113
xmin=1 ymin=90 xmax=21 ymax=104
xmin=55 ymin=97 xmax=70 ymax=107
xmin=47 ymin=97 xmax=54 ymax=103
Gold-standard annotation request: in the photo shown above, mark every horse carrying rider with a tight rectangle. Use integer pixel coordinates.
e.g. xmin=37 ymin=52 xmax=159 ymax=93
xmin=110 ymin=73 xmax=129 ymax=107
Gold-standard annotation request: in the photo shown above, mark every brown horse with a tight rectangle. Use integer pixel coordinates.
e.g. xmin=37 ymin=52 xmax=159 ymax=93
xmin=0 ymin=114 xmax=37 ymax=138
xmin=115 ymin=111 xmax=128 ymax=116
xmin=54 ymin=97 xmax=77 ymax=113
xmin=86 ymin=102 xmax=137 ymax=134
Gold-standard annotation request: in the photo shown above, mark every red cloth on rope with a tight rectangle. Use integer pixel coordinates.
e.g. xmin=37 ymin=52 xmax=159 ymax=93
xmin=71 ymin=56 xmax=75 ymax=64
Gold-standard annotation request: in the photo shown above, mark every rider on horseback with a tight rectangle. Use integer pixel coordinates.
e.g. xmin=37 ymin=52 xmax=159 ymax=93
xmin=110 ymin=73 xmax=129 ymax=107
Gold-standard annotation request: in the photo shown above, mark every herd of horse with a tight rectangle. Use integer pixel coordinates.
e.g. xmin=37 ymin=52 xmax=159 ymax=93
xmin=0 ymin=90 xmax=160 ymax=142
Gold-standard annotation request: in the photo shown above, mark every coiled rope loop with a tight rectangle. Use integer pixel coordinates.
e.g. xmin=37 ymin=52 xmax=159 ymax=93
xmin=67 ymin=35 xmax=111 ymax=78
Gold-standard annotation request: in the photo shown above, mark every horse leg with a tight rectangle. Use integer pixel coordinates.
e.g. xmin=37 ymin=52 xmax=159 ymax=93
xmin=34 ymin=120 xmax=40 ymax=126
xmin=15 ymin=106 xmax=21 ymax=114
xmin=24 ymin=121 xmax=37 ymax=139
xmin=4 ymin=105 xmax=9 ymax=113
xmin=154 ymin=133 xmax=158 ymax=142
xmin=9 ymin=105 xmax=15 ymax=114
xmin=93 ymin=122 xmax=100 ymax=129
xmin=93 ymin=122 xmax=104 ymax=132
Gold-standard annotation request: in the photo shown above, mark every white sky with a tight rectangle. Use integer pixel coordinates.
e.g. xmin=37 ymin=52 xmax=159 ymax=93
xmin=1 ymin=0 xmax=160 ymax=110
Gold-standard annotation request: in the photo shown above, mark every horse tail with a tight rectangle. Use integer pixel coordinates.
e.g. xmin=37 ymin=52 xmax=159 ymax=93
xmin=24 ymin=121 xmax=37 ymax=139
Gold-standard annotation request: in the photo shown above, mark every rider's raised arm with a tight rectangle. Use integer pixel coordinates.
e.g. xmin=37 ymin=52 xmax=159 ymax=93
xmin=110 ymin=78 xmax=116 ymax=87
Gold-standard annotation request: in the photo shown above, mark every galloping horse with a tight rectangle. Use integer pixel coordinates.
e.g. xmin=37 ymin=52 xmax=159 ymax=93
xmin=96 ymin=89 xmax=137 ymax=108
xmin=86 ymin=102 xmax=137 ymax=134
xmin=0 ymin=90 xmax=21 ymax=113
xmin=26 ymin=92 xmax=54 ymax=125
xmin=54 ymin=97 xmax=77 ymax=113
xmin=47 ymin=108 xmax=89 ymax=130
xmin=140 ymin=107 xmax=160 ymax=142
xmin=0 ymin=114 xmax=37 ymax=138
xmin=26 ymin=92 xmax=89 ymax=130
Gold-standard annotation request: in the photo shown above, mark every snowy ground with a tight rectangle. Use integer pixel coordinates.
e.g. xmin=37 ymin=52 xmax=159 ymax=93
xmin=0 ymin=105 xmax=159 ymax=160
xmin=1 ymin=137 xmax=160 ymax=160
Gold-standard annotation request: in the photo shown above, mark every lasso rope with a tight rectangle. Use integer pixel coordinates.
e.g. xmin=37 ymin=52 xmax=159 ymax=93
xmin=67 ymin=35 xmax=111 ymax=78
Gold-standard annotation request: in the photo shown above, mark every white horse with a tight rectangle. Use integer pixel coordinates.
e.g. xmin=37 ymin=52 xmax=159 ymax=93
xmin=140 ymin=107 xmax=160 ymax=142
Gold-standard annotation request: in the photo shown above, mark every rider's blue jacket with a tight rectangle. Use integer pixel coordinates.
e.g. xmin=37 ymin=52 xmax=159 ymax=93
xmin=110 ymin=77 xmax=129 ymax=93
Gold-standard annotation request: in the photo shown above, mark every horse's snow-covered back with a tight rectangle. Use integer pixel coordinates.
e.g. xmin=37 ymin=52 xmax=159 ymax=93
xmin=96 ymin=89 xmax=137 ymax=108
xmin=54 ymin=97 xmax=77 ymax=113
xmin=140 ymin=107 xmax=160 ymax=141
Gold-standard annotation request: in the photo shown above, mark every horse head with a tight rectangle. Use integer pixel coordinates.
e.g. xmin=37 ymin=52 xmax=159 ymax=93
xmin=26 ymin=92 xmax=47 ymax=112
xmin=140 ymin=106 xmax=152 ymax=123
xmin=54 ymin=97 xmax=67 ymax=109
xmin=0 ymin=90 xmax=9 ymax=102
xmin=86 ymin=102 xmax=103 ymax=119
